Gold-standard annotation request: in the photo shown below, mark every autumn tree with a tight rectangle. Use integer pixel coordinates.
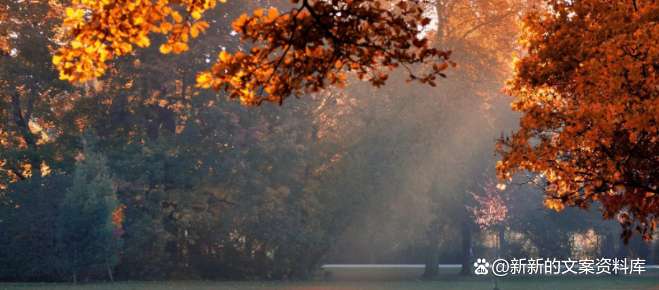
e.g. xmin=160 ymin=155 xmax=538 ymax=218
xmin=497 ymin=0 xmax=658 ymax=241
xmin=53 ymin=0 xmax=452 ymax=104
xmin=469 ymin=179 xmax=508 ymax=231
xmin=0 ymin=1 xmax=68 ymax=188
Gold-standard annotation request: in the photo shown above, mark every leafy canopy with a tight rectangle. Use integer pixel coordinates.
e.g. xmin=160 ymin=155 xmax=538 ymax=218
xmin=497 ymin=0 xmax=658 ymax=240
xmin=54 ymin=0 xmax=452 ymax=105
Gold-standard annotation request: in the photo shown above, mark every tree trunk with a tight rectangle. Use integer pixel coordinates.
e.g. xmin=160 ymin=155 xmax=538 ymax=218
xmin=652 ymin=240 xmax=659 ymax=264
xmin=72 ymin=249 xmax=79 ymax=284
xmin=422 ymin=235 xmax=440 ymax=279
xmin=423 ymin=258 xmax=439 ymax=279
xmin=498 ymin=225 xmax=506 ymax=258
xmin=460 ymin=220 xmax=473 ymax=276
xmin=11 ymin=93 xmax=41 ymax=180
xmin=106 ymin=261 xmax=114 ymax=282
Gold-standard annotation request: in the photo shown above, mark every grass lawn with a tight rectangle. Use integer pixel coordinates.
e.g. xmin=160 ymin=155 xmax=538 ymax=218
xmin=1 ymin=277 xmax=657 ymax=290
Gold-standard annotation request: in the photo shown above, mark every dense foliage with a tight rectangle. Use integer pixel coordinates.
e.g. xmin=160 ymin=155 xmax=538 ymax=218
xmin=54 ymin=0 xmax=452 ymax=105
xmin=497 ymin=0 xmax=658 ymax=241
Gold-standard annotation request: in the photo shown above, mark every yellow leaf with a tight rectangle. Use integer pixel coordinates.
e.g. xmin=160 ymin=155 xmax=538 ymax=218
xmin=196 ymin=72 xmax=213 ymax=88
xmin=120 ymin=42 xmax=133 ymax=53
xmin=65 ymin=7 xmax=83 ymax=19
xmin=190 ymin=26 xmax=200 ymax=38
xmin=71 ymin=40 xmax=82 ymax=49
xmin=65 ymin=7 xmax=75 ymax=17
xmin=172 ymin=42 xmax=188 ymax=53
xmin=52 ymin=55 xmax=63 ymax=65
xmin=58 ymin=71 xmax=69 ymax=80
xmin=171 ymin=11 xmax=183 ymax=23
xmin=159 ymin=44 xmax=172 ymax=54
xmin=191 ymin=10 xmax=202 ymax=20
xmin=160 ymin=22 xmax=173 ymax=32
xmin=196 ymin=21 xmax=209 ymax=30
xmin=544 ymin=198 xmax=565 ymax=211
xmin=219 ymin=51 xmax=231 ymax=62
xmin=136 ymin=35 xmax=151 ymax=47
xmin=268 ymin=7 xmax=279 ymax=19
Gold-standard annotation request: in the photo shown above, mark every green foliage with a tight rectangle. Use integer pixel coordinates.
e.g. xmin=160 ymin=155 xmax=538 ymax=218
xmin=55 ymin=135 xmax=121 ymax=282
xmin=0 ymin=175 xmax=70 ymax=281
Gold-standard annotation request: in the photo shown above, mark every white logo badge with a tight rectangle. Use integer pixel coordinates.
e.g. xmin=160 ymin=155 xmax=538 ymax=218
xmin=474 ymin=258 xmax=490 ymax=275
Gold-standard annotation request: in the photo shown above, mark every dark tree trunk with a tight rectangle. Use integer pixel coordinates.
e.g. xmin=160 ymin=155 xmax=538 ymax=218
xmin=652 ymin=241 xmax=659 ymax=264
xmin=11 ymin=93 xmax=41 ymax=180
xmin=459 ymin=220 xmax=473 ymax=276
xmin=422 ymin=234 xmax=440 ymax=279
xmin=498 ymin=225 xmax=506 ymax=258
xmin=106 ymin=262 xmax=114 ymax=282
xmin=72 ymin=249 xmax=79 ymax=284
xmin=423 ymin=258 xmax=439 ymax=279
